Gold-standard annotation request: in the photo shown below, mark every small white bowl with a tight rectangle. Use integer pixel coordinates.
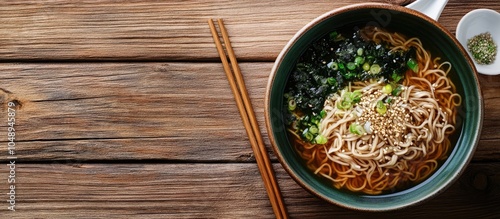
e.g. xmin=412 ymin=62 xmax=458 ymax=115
xmin=456 ymin=9 xmax=500 ymax=75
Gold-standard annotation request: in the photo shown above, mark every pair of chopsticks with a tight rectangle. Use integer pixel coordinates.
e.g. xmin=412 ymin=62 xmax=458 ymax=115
xmin=208 ymin=18 xmax=288 ymax=219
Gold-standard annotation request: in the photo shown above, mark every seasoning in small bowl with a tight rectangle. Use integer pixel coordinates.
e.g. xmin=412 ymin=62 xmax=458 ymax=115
xmin=456 ymin=9 xmax=500 ymax=75
xmin=467 ymin=32 xmax=497 ymax=65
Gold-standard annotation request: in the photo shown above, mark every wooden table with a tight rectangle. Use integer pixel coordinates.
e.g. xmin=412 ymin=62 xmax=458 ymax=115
xmin=1 ymin=0 xmax=499 ymax=218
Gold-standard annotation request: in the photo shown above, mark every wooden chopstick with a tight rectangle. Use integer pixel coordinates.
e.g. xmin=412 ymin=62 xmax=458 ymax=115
xmin=215 ymin=18 xmax=287 ymax=218
xmin=215 ymin=19 xmax=287 ymax=217
xmin=208 ymin=18 xmax=288 ymax=219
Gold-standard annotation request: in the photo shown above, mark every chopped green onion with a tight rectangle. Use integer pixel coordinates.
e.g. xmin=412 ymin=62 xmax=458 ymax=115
xmin=391 ymin=71 xmax=403 ymax=83
xmin=349 ymin=123 xmax=365 ymax=135
xmin=381 ymin=84 xmax=393 ymax=94
xmin=337 ymin=99 xmax=352 ymax=110
xmin=362 ymin=62 xmax=371 ymax=71
xmin=347 ymin=62 xmax=356 ymax=70
xmin=376 ymin=100 xmax=387 ymax=115
xmin=336 ymin=90 xmax=362 ymax=110
xmin=314 ymin=134 xmax=328 ymax=144
xmin=309 ymin=125 xmax=319 ymax=134
xmin=354 ymin=56 xmax=365 ymax=65
xmin=392 ymin=85 xmax=403 ymax=96
xmin=344 ymin=72 xmax=356 ymax=79
xmin=385 ymin=97 xmax=393 ymax=104
xmin=302 ymin=128 xmax=314 ymax=141
xmin=326 ymin=61 xmax=339 ymax=70
xmin=327 ymin=77 xmax=336 ymax=86
xmin=357 ymin=48 xmax=364 ymax=56
xmin=338 ymin=62 xmax=345 ymax=70
xmin=288 ymin=99 xmax=296 ymax=111
xmin=320 ymin=110 xmax=327 ymax=118
xmin=330 ymin=62 xmax=338 ymax=70
xmin=350 ymin=90 xmax=362 ymax=103
xmin=300 ymin=115 xmax=310 ymax=126
xmin=311 ymin=116 xmax=320 ymax=126
xmin=370 ymin=64 xmax=381 ymax=74
xmin=407 ymin=58 xmax=419 ymax=73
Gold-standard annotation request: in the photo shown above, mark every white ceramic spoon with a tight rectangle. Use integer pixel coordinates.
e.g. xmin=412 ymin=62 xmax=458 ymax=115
xmin=406 ymin=0 xmax=449 ymax=21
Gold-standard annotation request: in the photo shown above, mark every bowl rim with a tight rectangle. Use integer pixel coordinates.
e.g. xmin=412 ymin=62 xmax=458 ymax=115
xmin=264 ymin=2 xmax=483 ymax=211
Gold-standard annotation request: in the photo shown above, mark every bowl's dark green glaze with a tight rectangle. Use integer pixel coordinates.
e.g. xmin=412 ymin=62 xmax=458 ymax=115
xmin=265 ymin=3 xmax=483 ymax=211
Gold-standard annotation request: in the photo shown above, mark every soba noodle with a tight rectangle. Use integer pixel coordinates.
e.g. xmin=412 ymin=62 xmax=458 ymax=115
xmin=290 ymin=27 xmax=461 ymax=194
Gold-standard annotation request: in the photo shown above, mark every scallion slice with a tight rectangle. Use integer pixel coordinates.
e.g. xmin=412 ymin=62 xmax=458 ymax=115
xmin=354 ymin=56 xmax=365 ymax=65
xmin=370 ymin=64 xmax=381 ymax=74
xmin=288 ymin=99 xmax=296 ymax=111
xmin=308 ymin=125 xmax=319 ymax=134
xmin=407 ymin=58 xmax=419 ymax=73
xmin=357 ymin=48 xmax=364 ymax=56
xmin=392 ymin=85 xmax=403 ymax=96
xmin=314 ymin=134 xmax=328 ymax=144
xmin=347 ymin=62 xmax=356 ymax=70
xmin=349 ymin=123 xmax=365 ymax=135
xmin=376 ymin=100 xmax=387 ymax=115
xmin=327 ymin=77 xmax=336 ymax=86
xmin=381 ymin=84 xmax=393 ymax=94
xmin=362 ymin=62 xmax=370 ymax=71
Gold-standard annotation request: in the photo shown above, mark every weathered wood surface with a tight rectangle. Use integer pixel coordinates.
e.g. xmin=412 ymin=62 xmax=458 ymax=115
xmin=1 ymin=163 xmax=499 ymax=219
xmin=0 ymin=0 xmax=498 ymax=61
xmin=0 ymin=0 xmax=499 ymax=218
xmin=0 ymin=62 xmax=499 ymax=162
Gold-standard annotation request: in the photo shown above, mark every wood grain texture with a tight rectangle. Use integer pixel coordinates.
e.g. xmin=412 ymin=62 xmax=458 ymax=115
xmin=0 ymin=0 xmax=499 ymax=217
xmin=0 ymin=163 xmax=499 ymax=218
xmin=0 ymin=62 xmax=263 ymax=162
xmin=0 ymin=62 xmax=498 ymax=162
xmin=0 ymin=0 xmax=497 ymax=61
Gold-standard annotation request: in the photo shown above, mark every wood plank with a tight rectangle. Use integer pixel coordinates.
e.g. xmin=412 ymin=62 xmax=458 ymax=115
xmin=1 ymin=162 xmax=499 ymax=218
xmin=0 ymin=62 xmax=497 ymax=161
xmin=0 ymin=0 xmax=498 ymax=61
xmin=0 ymin=62 xmax=266 ymax=162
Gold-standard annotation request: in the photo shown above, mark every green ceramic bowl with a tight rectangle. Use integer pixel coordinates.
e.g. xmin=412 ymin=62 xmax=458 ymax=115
xmin=265 ymin=3 xmax=483 ymax=211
